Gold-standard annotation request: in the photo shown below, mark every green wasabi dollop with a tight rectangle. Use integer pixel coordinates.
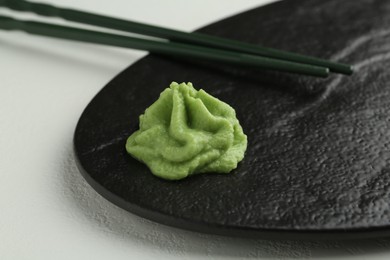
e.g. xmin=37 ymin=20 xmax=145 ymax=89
xmin=126 ymin=82 xmax=247 ymax=180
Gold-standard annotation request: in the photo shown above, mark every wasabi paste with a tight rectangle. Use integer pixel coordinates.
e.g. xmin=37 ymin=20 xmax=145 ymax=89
xmin=126 ymin=82 xmax=247 ymax=180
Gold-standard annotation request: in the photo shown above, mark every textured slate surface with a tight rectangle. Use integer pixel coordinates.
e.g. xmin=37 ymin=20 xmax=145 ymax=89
xmin=74 ymin=0 xmax=390 ymax=239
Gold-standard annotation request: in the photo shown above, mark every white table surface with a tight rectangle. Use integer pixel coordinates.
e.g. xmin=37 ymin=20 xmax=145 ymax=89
xmin=2 ymin=0 xmax=390 ymax=259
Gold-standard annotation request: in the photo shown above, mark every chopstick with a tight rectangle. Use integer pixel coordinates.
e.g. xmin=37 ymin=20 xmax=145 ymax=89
xmin=0 ymin=0 xmax=353 ymax=76
xmin=0 ymin=0 xmax=353 ymax=77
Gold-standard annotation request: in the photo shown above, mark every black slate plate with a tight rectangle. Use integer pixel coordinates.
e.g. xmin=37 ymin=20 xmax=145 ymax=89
xmin=74 ymin=0 xmax=390 ymax=239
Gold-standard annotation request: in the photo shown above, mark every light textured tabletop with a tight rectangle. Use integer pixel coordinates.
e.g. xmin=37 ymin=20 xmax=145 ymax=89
xmin=2 ymin=0 xmax=390 ymax=259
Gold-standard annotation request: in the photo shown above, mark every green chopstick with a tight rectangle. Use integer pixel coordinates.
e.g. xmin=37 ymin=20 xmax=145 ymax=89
xmin=0 ymin=15 xmax=330 ymax=77
xmin=0 ymin=0 xmax=353 ymax=75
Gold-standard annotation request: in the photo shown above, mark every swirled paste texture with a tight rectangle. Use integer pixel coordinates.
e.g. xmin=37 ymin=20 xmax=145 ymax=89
xmin=126 ymin=82 xmax=247 ymax=180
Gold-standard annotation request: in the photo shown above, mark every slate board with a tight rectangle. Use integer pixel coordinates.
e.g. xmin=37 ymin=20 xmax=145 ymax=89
xmin=74 ymin=0 xmax=390 ymax=239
